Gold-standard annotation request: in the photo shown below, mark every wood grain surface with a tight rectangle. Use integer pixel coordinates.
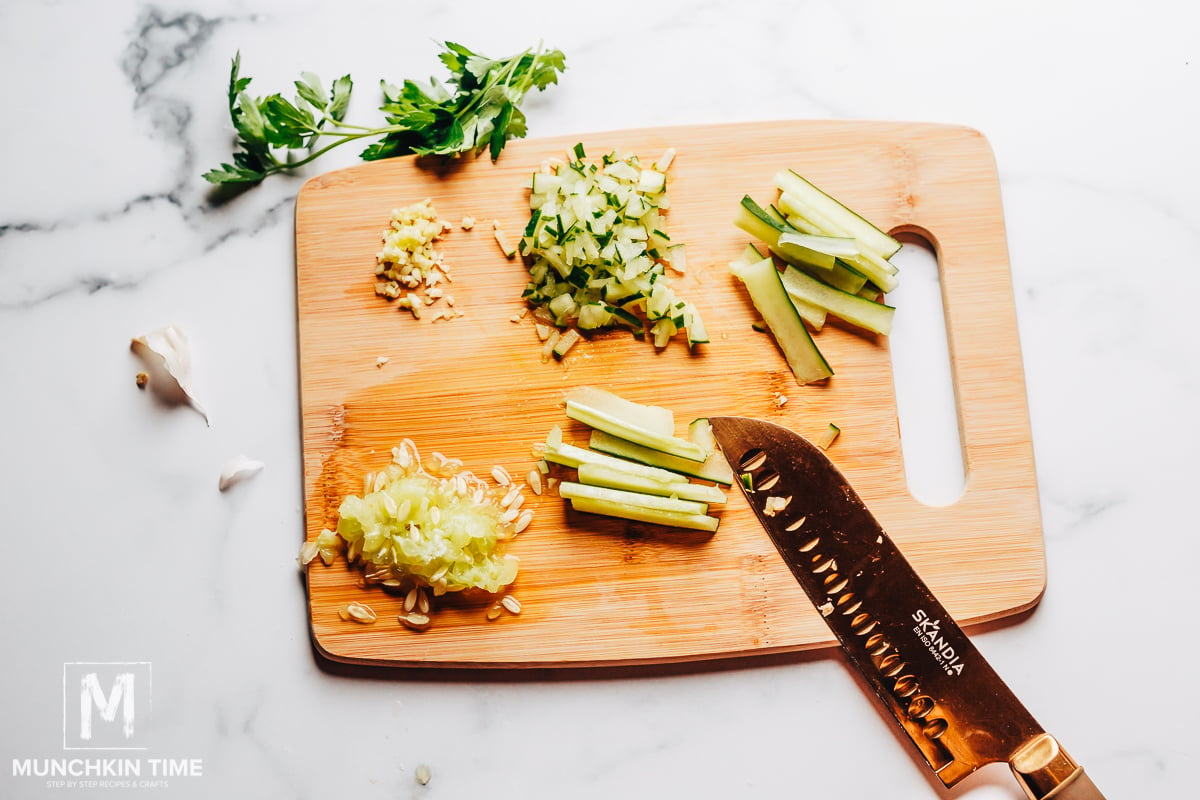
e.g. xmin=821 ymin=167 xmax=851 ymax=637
xmin=294 ymin=120 xmax=1043 ymax=668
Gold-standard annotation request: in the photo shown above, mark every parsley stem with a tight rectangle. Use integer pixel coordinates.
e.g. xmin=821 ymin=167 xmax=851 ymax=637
xmin=269 ymin=125 xmax=409 ymax=172
xmin=319 ymin=112 xmax=375 ymax=132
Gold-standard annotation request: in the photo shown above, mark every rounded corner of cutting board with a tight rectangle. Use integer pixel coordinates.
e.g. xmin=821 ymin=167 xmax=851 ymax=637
xmin=307 ymin=625 xmax=351 ymax=666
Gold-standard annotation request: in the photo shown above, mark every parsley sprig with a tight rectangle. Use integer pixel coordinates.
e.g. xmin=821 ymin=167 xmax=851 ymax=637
xmin=204 ymin=41 xmax=566 ymax=185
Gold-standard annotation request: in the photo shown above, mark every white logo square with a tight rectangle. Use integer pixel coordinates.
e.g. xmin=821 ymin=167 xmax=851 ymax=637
xmin=62 ymin=662 xmax=152 ymax=750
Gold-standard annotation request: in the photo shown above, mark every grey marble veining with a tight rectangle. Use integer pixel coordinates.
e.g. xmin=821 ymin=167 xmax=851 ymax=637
xmin=2 ymin=1 xmax=1198 ymax=798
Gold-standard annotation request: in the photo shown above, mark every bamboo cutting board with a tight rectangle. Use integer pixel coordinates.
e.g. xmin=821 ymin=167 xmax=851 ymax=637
xmin=295 ymin=120 xmax=1043 ymax=668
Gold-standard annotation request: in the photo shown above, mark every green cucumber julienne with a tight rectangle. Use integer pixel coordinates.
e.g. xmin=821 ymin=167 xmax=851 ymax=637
xmin=567 ymin=496 xmax=720 ymax=533
xmin=735 ymin=196 xmax=838 ymax=272
xmin=734 ymin=243 xmax=827 ymax=331
xmin=558 ymin=481 xmax=709 ymax=515
xmin=575 ymin=462 xmax=727 ymax=504
xmin=773 ymin=169 xmax=901 ymax=260
xmin=542 ymin=429 xmax=684 ymax=482
xmin=779 ymin=265 xmax=895 ymax=336
xmin=565 ymin=385 xmax=673 ymax=436
xmin=564 ymin=395 xmax=707 ymax=462
xmin=588 ymin=429 xmax=735 ymax=485
xmin=541 ymin=390 xmax=728 ymax=532
xmin=730 ymin=256 xmax=833 ymax=385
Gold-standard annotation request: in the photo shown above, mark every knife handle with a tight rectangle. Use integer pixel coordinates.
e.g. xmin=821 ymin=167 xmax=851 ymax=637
xmin=1036 ymin=769 xmax=1104 ymax=800
xmin=1009 ymin=734 xmax=1106 ymax=800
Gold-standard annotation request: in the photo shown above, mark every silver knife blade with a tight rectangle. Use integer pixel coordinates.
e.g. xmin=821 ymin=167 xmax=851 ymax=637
xmin=709 ymin=416 xmax=1104 ymax=799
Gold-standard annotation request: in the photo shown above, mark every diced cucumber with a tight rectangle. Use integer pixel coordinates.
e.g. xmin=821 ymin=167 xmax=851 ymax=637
xmin=494 ymin=228 xmax=517 ymax=259
xmin=637 ymin=169 xmax=666 ymax=194
xmin=558 ymin=481 xmax=709 ymax=515
xmin=779 ymin=265 xmax=896 ymax=335
xmin=730 ymin=256 xmax=833 ymax=385
xmin=530 ymin=172 xmax=564 ymax=195
xmin=548 ymin=292 xmax=577 ymax=322
xmin=683 ymin=303 xmax=709 ymax=347
xmin=814 ymin=423 xmax=840 ymax=450
xmin=576 ymin=462 xmax=727 ymax=504
xmin=665 ymin=243 xmax=687 ymax=273
xmin=576 ymin=303 xmax=608 ymax=330
xmin=568 ymin=496 xmax=720 ymax=533
xmin=773 ymin=169 xmax=901 ymax=259
xmin=587 ymin=429 xmax=735 ymax=485
xmin=521 ymin=146 xmax=704 ymax=350
xmin=552 ymin=328 xmax=583 ymax=358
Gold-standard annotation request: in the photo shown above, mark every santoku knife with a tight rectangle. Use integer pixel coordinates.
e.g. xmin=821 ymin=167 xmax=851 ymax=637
xmin=709 ymin=416 xmax=1104 ymax=799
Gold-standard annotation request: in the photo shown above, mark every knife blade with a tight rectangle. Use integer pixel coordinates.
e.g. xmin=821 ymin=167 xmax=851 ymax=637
xmin=709 ymin=415 xmax=1104 ymax=800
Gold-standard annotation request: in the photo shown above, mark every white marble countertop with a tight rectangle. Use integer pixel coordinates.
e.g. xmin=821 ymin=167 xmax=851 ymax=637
xmin=2 ymin=1 xmax=1196 ymax=797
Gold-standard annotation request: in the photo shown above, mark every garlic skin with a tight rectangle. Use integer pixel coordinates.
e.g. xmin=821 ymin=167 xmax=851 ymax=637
xmin=130 ymin=325 xmax=209 ymax=425
xmin=219 ymin=455 xmax=265 ymax=492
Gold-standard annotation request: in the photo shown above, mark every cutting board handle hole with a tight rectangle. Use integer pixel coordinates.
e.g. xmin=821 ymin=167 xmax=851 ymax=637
xmin=887 ymin=231 xmax=966 ymax=507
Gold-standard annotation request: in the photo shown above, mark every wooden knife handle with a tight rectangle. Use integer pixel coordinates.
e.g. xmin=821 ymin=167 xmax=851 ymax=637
xmin=1038 ymin=768 xmax=1105 ymax=799
xmin=1009 ymin=734 xmax=1105 ymax=799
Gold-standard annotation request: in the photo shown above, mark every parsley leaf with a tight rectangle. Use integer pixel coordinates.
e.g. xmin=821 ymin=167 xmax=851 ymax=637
xmin=203 ymin=41 xmax=566 ymax=186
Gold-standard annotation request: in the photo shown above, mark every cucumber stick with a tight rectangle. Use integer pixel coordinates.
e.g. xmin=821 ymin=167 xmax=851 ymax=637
xmin=558 ymin=481 xmax=709 ymax=515
xmin=565 ymin=386 xmax=673 ymax=436
xmin=731 ymin=256 xmax=833 ymax=385
xmin=543 ymin=431 xmax=687 ymax=483
xmin=780 ymin=265 xmax=895 ymax=336
xmin=588 ymin=429 xmax=735 ymax=485
xmin=777 ymin=231 xmax=860 ymax=258
xmin=568 ymin=496 xmax=719 ymax=533
xmin=565 ymin=398 xmax=707 ymax=462
xmin=736 ymin=195 xmax=886 ymax=295
xmin=576 ymin=462 xmax=727 ymax=504
xmin=543 ymin=390 xmax=730 ymax=532
xmin=735 ymin=197 xmax=838 ymax=272
xmin=774 ymin=190 xmax=898 ymax=293
xmin=733 ymin=243 xmax=827 ymax=331
xmin=545 ymin=438 xmax=679 ymax=482
xmin=773 ymin=169 xmax=901 ymax=260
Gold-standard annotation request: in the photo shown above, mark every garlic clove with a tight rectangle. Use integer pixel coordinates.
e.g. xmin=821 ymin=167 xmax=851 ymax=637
xmin=130 ymin=325 xmax=209 ymax=425
xmin=219 ymin=455 xmax=265 ymax=491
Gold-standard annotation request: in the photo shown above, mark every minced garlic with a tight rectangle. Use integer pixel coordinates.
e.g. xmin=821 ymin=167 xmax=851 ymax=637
xmin=375 ymin=199 xmax=454 ymax=316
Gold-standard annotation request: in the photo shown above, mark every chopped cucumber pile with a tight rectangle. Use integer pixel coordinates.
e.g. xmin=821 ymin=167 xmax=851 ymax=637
xmin=301 ymin=440 xmax=523 ymax=597
xmin=732 ymin=170 xmax=901 ymax=385
xmin=538 ymin=386 xmax=730 ymax=532
xmin=519 ymin=143 xmax=707 ymax=353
